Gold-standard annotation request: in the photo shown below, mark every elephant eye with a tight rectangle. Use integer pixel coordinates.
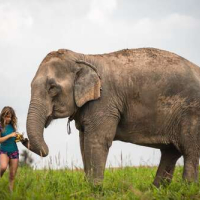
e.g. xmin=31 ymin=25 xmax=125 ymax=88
xmin=49 ymin=85 xmax=56 ymax=90
xmin=48 ymin=85 xmax=58 ymax=97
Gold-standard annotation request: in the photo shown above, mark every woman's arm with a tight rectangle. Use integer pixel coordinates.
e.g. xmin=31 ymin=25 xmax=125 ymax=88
xmin=0 ymin=132 xmax=17 ymax=143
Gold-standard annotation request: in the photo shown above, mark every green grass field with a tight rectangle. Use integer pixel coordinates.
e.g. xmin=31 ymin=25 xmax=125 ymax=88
xmin=0 ymin=166 xmax=199 ymax=200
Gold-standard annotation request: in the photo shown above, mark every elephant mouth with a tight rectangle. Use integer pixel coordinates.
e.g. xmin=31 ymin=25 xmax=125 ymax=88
xmin=45 ymin=115 xmax=54 ymax=128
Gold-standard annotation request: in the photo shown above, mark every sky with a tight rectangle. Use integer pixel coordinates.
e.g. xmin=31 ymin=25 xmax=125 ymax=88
xmin=0 ymin=0 xmax=200 ymax=169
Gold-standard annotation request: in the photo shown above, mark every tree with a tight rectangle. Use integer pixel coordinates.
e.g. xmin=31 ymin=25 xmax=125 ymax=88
xmin=19 ymin=150 xmax=34 ymax=168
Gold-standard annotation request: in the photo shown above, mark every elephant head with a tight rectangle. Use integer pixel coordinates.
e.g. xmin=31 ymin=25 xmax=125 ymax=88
xmin=26 ymin=49 xmax=101 ymax=157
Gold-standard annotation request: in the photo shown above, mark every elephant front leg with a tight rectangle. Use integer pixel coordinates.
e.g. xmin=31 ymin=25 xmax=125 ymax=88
xmin=83 ymin=119 xmax=118 ymax=184
xmin=84 ymin=138 xmax=109 ymax=184
xmin=79 ymin=131 xmax=86 ymax=171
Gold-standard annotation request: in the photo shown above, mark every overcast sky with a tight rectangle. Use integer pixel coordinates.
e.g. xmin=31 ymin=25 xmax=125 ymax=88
xmin=0 ymin=0 xmax=200 ymax=169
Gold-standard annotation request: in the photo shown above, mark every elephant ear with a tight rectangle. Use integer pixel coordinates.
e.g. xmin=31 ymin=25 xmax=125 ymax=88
xmin=74 ymin=60 xmax=101 ymax=107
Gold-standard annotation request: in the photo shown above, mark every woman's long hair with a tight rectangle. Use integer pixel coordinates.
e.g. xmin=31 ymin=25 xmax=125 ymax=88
xmin=0 ymin=106 xmax=17 ymax=132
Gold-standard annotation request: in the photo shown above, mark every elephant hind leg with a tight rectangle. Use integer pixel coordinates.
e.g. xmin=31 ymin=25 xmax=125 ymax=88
xmin=183 ymin=154 xmax=199 ymax=182
xmin=180 ymin=112 xmax=200 ymax=182
xmin=153 ymin=146 xmax=181 ymax=187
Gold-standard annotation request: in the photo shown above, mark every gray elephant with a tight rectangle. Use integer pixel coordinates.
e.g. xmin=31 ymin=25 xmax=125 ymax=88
xmin=24 ymin=48 xmax=200 ymax=187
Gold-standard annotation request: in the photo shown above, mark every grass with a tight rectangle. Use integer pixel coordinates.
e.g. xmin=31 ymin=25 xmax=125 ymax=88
xmin=0 ymin=166 xmax=200 ymax=200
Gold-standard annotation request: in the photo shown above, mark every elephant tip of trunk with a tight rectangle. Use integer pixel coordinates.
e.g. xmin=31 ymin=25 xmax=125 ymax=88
xmin=39 ymin=146 xmax=49 ymax=157
xmin=30 ymin=145 xmax=49 ymax=157
xmin=26 ymin=140 xmax=49 ymax=157
xmin=40 ymin=152 xmax=49 ymax=157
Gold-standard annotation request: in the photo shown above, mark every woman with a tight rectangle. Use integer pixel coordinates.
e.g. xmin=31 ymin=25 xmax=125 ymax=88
xmin=0 ymin=106 xmax=21 ymax=192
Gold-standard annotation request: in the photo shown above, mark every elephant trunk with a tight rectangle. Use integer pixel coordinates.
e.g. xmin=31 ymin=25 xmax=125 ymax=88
xmin=26 ymin=99 xmax=49 ymax=157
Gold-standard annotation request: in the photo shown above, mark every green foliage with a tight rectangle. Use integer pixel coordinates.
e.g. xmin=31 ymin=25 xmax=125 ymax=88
xmin=0 ymin=166 xmax=200 ymax=200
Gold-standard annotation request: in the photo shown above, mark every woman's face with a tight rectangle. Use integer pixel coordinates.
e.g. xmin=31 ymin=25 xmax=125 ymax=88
xmin=5 ymin=113 xmax=12 ymax=124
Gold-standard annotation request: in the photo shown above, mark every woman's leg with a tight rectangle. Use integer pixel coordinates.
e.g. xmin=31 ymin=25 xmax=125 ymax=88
xmin=9 ymin=158 xmax=19 ymax=192
xmin=0 ymin=153 xmax=9 ymax=177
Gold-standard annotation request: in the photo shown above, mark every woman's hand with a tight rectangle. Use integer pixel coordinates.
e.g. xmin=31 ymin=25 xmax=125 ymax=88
xmin=10 ymin=132 xmax=17 ymax=137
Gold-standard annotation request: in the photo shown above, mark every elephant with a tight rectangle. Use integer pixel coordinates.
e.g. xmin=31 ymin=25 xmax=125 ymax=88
xmin=24 ymin=48 xmax=200 ymax=187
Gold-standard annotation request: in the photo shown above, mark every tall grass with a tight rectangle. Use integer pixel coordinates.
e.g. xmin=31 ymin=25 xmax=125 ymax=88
xmin=0 ymin=166 xmax=200 ymax=200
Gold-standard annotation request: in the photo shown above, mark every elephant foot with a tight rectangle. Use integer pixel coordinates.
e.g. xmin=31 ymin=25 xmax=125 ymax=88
xmin=153 ymin=177 xmax=171 ymax=188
